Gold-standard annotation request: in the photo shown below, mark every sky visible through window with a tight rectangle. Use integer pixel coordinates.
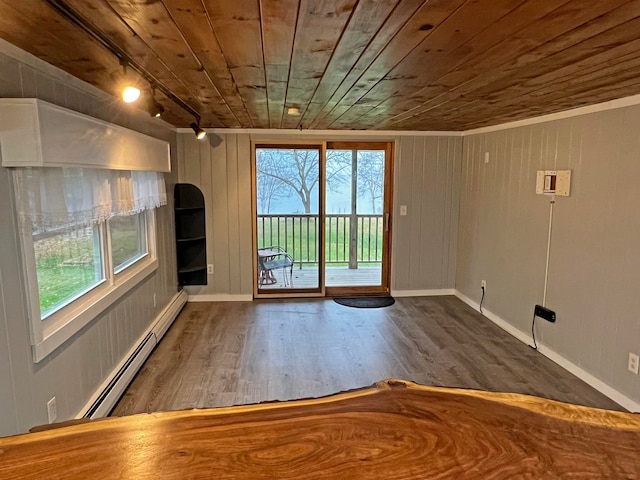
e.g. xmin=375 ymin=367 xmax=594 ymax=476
xmin=256 ymin=149 xmax=385 ymax=215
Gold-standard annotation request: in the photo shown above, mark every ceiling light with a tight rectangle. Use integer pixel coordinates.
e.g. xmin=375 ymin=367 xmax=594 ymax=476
xmin=122 ymin=85 xmax=141 ymax=103
xmin=118 ymin=62 xmax=140 ymax=103
xmin=190 ymin=122 xmax=206 ymax=140
xmin=287 ymin=107 xmax=301 ymax=116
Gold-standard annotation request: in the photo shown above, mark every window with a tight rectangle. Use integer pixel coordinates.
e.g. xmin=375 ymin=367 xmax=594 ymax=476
xmin=25 ymin=210 xmax=157 ymax=361
xmin=13 ymin=167 xmax=166 ymax=362
xmin=110 ymin=213 xmax=148 ymax=273
xmin=34 ymin=225 xmax=104 ymax=319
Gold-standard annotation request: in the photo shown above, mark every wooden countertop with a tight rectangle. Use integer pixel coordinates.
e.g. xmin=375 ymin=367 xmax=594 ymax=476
xmin=1 ymin=379 xmax=639 ymax=479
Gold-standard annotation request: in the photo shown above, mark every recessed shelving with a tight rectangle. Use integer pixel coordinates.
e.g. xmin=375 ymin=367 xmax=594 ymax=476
xmin=174 ymin=183 xmax=207 ymax=286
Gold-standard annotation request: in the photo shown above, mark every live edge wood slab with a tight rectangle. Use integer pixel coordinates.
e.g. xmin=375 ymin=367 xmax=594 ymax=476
xmin=1 ymin=380 xmax=639 ymax=479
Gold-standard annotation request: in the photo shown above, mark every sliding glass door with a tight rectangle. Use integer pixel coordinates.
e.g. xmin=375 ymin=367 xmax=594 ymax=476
xmin=253 ymin=141 xmax=392 ymax=298
xmin=254 ymin=144 xmax=323 ymax=295
xmin=325 ymin=142 xmax=392 ymax=295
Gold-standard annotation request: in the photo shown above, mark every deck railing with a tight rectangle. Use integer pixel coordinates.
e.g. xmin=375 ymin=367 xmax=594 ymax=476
xmin=257 ymin=214 xmax=383 ymax=268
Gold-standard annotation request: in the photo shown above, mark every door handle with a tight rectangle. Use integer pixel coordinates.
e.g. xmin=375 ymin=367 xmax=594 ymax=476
xmin=384 ymin=212 xmax=390 ymax=232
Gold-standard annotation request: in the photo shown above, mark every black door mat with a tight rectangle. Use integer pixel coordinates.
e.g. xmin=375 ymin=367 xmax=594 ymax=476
xmin=333 ymin=296 xmax=395 ymax=308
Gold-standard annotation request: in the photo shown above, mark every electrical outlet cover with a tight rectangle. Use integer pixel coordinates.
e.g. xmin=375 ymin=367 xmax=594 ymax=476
xmin=628 ymin=353 xmax=639 ymax=374
xmin=47 ymin=397 xmax=57 ymax=423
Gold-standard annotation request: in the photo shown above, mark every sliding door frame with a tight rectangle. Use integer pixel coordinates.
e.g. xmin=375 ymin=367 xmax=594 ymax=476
xmin=252 ymin=141 xmax=327 ymax=298
xmin=324 ymin=141 xmax=394 ymax=297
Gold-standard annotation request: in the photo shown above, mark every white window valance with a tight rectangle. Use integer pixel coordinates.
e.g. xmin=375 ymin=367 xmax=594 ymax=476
xmin=13 ymin=167 xmax=167 ymax=234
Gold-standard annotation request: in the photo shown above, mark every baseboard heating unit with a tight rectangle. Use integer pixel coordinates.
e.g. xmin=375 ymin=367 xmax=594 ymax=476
xmin=79 ymin=290 xmax=188 ymax=419
xmin=84 ymin=332 xmax=156 ymax=419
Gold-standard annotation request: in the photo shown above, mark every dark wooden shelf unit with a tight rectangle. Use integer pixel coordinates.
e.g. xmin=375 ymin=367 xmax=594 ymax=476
xmin=174 ymin=183 xmax=207 ymax=286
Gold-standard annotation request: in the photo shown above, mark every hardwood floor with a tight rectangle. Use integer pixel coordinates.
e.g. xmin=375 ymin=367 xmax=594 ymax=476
xmin=111 ymin=296 xmax=621 ymax=417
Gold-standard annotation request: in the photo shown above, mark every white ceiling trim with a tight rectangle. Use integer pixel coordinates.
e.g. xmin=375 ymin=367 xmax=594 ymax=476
xmin=175 ymin=128 xmax=464 ymax=137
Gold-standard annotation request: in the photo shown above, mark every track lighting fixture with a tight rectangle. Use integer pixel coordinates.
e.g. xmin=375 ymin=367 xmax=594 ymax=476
xmin=190 ymin=121 xmax=206 ymax=140
xmin=146 ymin=87 xmax=165 ymax=118
xmin=118 ymin=62 xmax=140 ymax=103
xmin=44 ymin=0 xmax=203 ymax=126
xmin=149 ymin=99 xmax=164 ymax=118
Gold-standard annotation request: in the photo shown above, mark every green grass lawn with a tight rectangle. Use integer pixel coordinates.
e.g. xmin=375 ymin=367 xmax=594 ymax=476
xmin=36 ymin=255 xmax=100 ymax=314
xmin=34 ymin=220 xmax=140 ymax=316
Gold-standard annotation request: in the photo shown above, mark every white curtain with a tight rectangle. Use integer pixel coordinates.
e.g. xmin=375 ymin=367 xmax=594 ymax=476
xmin=13 ymin=168 xmax=167 ymax=234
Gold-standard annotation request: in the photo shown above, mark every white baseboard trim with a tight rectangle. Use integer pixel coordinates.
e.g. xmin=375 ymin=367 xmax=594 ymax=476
xmin=454 ymin=290 xmax=640 ymax=412
xmin=535 ymin=345 xmax=640 ymax=413
xmin=188 ymin=294 xmax=253 ymax=302
xmin=76 ymin=290 xmax=188 ymax=419
xmin=454 ymin=291 xmax=532 ymax=345
xmin=391 ymin=289 xmax=456 ymax=297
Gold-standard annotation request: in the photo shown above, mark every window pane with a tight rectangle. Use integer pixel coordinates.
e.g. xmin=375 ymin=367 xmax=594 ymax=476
xmin=110 ymin=213 xmax=147 ymax=272
xmin=34 ymin=226 xmax=104 ymax=318
xmin=256 ymin=147 xmax=321 ymax=290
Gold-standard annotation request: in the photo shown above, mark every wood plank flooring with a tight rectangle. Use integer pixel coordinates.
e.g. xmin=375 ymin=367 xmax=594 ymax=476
xmin=111 ymin=296 xmax=621 ymax=417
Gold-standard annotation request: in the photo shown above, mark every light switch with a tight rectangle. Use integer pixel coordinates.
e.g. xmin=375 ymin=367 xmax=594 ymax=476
xmin=400 ymin=205 xmax=407 ymax=216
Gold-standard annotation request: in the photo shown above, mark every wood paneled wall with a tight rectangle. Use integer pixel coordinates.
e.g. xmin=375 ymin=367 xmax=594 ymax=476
xmin=177 ymin=132 xmax=462 ymax=297
xmin=177 ymin=133 xmax=254 ymax=298
xmin=393 ymin=136 xmax=462 ymax=292
xmin=457 ymin=108 xmax=640 ymax=405
xmin=0 ymin=40 xmax=178 ymax=436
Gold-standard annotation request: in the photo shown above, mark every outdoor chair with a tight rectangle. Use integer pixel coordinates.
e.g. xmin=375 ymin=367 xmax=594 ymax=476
xmin=257 ymin=246 xmax=294 ymax=287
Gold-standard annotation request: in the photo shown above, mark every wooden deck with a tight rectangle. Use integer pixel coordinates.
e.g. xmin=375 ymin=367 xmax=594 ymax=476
xmin=259 ymin=265 xmax=382 ymax=289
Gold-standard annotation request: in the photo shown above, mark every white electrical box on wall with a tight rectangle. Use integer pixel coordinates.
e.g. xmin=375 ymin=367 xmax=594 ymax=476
xmin=536 ymin=170 xmax=571 ymax=196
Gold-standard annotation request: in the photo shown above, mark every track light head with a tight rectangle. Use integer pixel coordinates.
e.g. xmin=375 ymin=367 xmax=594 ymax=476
xmin=150 ymin=103 xmax=164 ymax=118
xmin=122 ymin=85 xmax=141 ymax=103
xmin=145 ymin=88 xmax=165 ymax=117
xmin=118 ymin=61 xmax=141 ymax=103
xmin=190 ymin=122 xmax=207 ymax=140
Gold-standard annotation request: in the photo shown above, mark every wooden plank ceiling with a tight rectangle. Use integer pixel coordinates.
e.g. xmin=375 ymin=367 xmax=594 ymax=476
xmin=1 ymin=0 xmax=640 ymax=131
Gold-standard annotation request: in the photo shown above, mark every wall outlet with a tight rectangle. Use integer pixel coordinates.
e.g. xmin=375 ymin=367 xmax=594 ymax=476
xmin=47 ymin=396 xmax=57 ymax=424
xmin=207 ymin=264 xmax=214 ymax=275
xmin=628 ymin=353 xmax=639 ymax=374
xmin=481 ymin=280 xmax=486 ymax=289
xmin=534 ymin=305 xmax=556 ymax=323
